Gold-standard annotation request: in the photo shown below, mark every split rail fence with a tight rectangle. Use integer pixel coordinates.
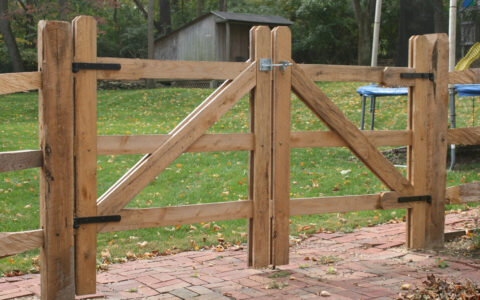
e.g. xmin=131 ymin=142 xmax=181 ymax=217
xmin=0 ymin=16 xmax=479 ymax=299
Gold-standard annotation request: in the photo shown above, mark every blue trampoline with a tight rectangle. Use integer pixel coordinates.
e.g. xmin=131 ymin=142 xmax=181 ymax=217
xmin=356 ymin=84 xmax=408 ymax=130
xmin=455 ymin=84 xmax=480 ymax=97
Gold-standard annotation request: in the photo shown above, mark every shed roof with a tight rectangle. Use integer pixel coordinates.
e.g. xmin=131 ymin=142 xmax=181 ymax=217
xmin=155 ymin=11 xmax=292 ymax=42
xmin=211 ymin=11 xmax=293 ymax=25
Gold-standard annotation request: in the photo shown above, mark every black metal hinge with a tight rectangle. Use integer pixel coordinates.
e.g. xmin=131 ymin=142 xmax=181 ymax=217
xmin=400 ymin=72 xmax=434 ymax=81
xmin=73 ymin=215 xmax=121 ymax=229
xmin=397 ymin=195 xmax=432 ymax=204
xmin=72 ymin=62 xmax=121 ymax=73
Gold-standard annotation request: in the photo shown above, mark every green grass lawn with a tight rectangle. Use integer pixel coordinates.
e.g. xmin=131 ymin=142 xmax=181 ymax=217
xmin=1 ymin=81 xmax=479 ymax=274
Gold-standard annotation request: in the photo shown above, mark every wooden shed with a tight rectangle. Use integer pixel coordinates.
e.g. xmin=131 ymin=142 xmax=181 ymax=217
xmin=154 ymin=11 xmax=292 ymax=63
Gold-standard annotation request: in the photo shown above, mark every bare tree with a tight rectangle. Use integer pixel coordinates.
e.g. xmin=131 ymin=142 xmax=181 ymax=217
xmin=0 ymin=0 xmax=24 ymax=72
xmin=132 ymin=0 xmax=163 ymax=32
xmin=352 ymin=0 xmax=375 ymax=65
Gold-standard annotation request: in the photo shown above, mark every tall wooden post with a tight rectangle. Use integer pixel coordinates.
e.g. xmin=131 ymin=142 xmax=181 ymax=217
xmin=407 ymin=34 xmax=449 ymax=249
xmin=38 ymin=20 xmax=75 ymax=299
xmin=271 ymin=27 xmax=291 ymax=266
xmin=72 ymin=16 xmax=98 ymax=295
xmin=248 ymin=26 xmax=272 ymax=267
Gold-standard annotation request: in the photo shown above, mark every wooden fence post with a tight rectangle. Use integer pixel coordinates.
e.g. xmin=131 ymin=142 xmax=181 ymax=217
xmin=248 ymin=26 xmax=272 ymax=268
xmin=72 ymin=16 xmax=98 ymax=295
xmin=407 ymin=34 xmax=449 ymax=249
xmin=38 ymin=20 xmax=75 ymax=299
xmin=271 ymin=27 xmax=291 ymax=266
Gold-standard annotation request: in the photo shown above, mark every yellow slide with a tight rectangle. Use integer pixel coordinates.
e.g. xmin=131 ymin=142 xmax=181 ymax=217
xmin=455 ymin=42 xmax=480 ymax=71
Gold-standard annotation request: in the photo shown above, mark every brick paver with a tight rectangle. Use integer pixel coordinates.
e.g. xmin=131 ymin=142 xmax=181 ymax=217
xmin=3 ymin=209 xmax=480 ymax=299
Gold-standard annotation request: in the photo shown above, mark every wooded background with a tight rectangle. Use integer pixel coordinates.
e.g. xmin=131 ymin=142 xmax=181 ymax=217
xmin=0 ymin=0 xmax=459 ymax=73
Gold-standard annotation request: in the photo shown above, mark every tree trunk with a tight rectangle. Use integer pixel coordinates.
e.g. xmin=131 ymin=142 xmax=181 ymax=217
xmin=433 ymin=0 xmax=445 ymax=33
xmin=159 ymin=0 xmax=171 ymax=35
xmin=218 ymin=0 xmax=227 ymax=11
xmin=352 ymin=0 xmax=375 ymax=65
xmin=0 ymin=0 xmax=24 ymax=72
xmin=197 ymin=0 xmax=203 ymax=17
xmin=147 ymin=0 xmax=155 ymax=88
xmin=59 ymin=0 xmax=67 ymax=20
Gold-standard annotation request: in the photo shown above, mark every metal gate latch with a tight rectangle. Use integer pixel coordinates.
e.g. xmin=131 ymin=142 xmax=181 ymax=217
xmin=259 ymin=58 xmax=292 ymax=72
xmin=73 ymin=215 xmax=121 ymax=228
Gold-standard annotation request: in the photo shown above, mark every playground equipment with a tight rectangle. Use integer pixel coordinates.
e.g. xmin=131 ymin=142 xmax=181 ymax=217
xmin=0 ymin=16 xmax=479 ymax=300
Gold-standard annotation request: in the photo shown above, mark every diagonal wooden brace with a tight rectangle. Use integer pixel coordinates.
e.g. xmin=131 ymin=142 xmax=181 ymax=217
xmin=291 ymin=64 xmax=414 ymax=196
xmin=97 ymin=62 xmax=257 ymax=216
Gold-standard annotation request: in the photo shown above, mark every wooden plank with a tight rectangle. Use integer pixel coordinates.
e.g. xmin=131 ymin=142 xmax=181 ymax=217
xmin=0 ymin=72 xmax=41 ymax=95
xmin=407 ymin=34 xmax=449 ymax=249
xmin=423 ymin=34 xmax=449 ymax=249
xmin=73 ymin=16 xmax=98 ymax=295
xmin=96 ymin=57 xmax=248 ymax=80
xmin=406 ymin=35 xmax=427 ymax=249
xmin=291 ymin=65 xmax=414 ymax=196
xmin=298 ymin=64 xmax=413 ymax=86
xmin=291 ymin=130 xmax=411 ymax=148
xmin=38 ymin=20 xmax=75 ymax=300
xmin=249 ymin=26 xmax=272 ymax=268
xmin=98 ymin=201 xmax=252 ymax=233
xmin=290 ymin=192 xmax=412 ymax=216
xmin=447 ymin=127 xmax=480 ymax=145
xmin=247 ymin=27 xmax=257 ymax=267
xmin=446 ymin=182 xmax=480 ymax=204
xmin=96 ymin=62 xmax=256 ymax=217
xmin=97 ymin=130 xmax=412 ymax=155
xmin=97 ymin=133 xmax=254 ymax=155
xmin=0 ymin=150 xmax=42 ymax=172
xmin=448 ymin=68 xmax=480 ymax=84
xmin=0 ymin=230 xmax=44 ymax=259
xmin=271 ymin=26 xmax=291 ymax=266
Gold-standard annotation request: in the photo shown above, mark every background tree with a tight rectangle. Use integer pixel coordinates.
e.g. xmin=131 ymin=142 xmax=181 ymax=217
xmin=352 ymin=0 xmax=375 ymax=65
xmin=0 ymin=0 xmax=24 ymax=72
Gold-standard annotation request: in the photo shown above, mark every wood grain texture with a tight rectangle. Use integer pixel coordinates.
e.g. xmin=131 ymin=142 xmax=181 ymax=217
xmin=97 ymin=133 xmax=254 ymax=155
xmin=97 ymin=130 xmax=412 ymax=155
xmin=0 ymin=150 xmax=42 ymax=172
xmin=271 ymin=26 xmax=291 ymax=266
xmin=290 ymin=130 xmax=411 ymax=148
xmin=298 ymin=64 xmax=413 ymax=86
xmin=448 ymin=68 xmax=480 ymax=84
xmin=447 ymin=127 xmax=480 ymax=145
xmin=98 ymin=201 xmax=252 ymax=233
xmin=96 ymin=62 xmax=256 ymax=217
xmin=38 ymin=20 xmax=75 ymax=300
xmin=250 ymin=26 xmax=272 ymax=268
xmin=423 ymin=34 xmax=449 ymax=249
xmin=446 ymin=182 xmax=480 ymax=204
xmin=290 ymin=192 xmax=412 ymax=216
xmin=96 ymin=57 xmax=248 ymax=80
xmin=292 ymin=65 xmax=414 ymax=196
xmin=0 ymin=72 xmax=41 ymax=95
xmin=0 ymin=230 xmax=44 ymax=259
xmin=73 ymin=16 xmax=98 ymax=295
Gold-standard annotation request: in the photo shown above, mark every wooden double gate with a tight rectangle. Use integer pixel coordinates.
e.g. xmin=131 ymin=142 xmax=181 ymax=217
xmin=1 ymin=16 xmax=480 ymax=299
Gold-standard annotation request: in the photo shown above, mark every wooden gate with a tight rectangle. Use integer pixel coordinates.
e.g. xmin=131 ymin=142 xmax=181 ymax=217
xmin=1 ymin=15 xmax=480 ymax=300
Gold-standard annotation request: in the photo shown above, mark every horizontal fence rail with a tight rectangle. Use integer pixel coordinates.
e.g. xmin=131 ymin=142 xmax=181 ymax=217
xmin=0 ymin=72 xmax=41 ymax=95
xmin=0 ymin=150 xmax=43 ymax=172
xmin=448 ymin=68 xmax=480 ymax=84
xmin=95 ymin=57 xmax=248 ymax=81
xmin=0 ymin=230 xmax=44 ymax=258
xmin=97 ymin=200 xmax=252 ymax=233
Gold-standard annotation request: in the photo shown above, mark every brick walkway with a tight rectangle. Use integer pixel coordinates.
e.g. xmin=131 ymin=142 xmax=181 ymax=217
xmin=2 ymin=209 xmax=479 ymax=300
